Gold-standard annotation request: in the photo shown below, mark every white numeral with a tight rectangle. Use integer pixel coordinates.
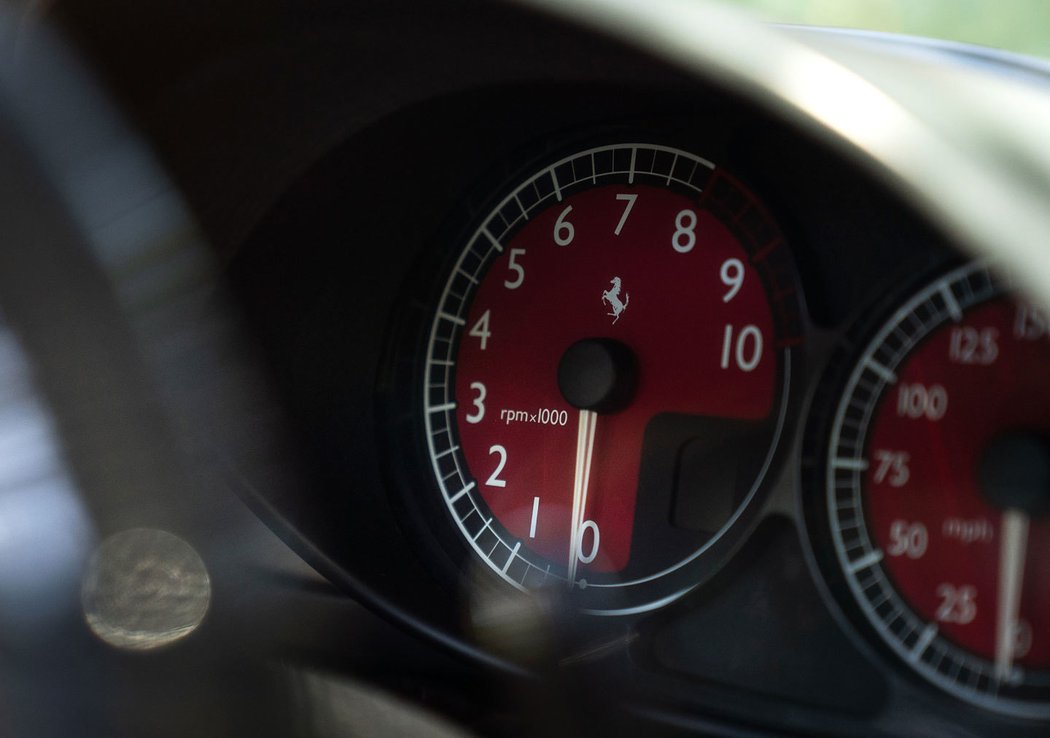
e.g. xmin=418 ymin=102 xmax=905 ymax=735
xmin=720 ymin=258 xmax=744 ymax=302
xmin=872 ymin=450 xmax=910 ymax=487
xmin=465 ymin=382 xmax=486 ymax=424
xmin=936 ymin=583 xmax=977 ymax=624
xmin=1014 ymin=619 xmax=1033 ymax=658
xmin=888 ymin=520 xmax=927 ymax=558
xmin=672 ymin=209 xmax=697 ymax=253
xmin=1015 ymin=303 xmax=1049 ymax=340
xmin=554 ymin=206 xmax=574 ymax=246
xmin=576 ymin=520 xmax=600 ymax=564
xmin=614 ymin=193 xmax=637 ymax=236
xmin=504 ymin=248 xmax=526 ymax=289
xmin=720 ymin=324 xmax=763 ymax=372
xmin=897 ymin=383 xmax=948 ymax=420
xmin=485 ymin=445 xmax=507 ymax=488
xmin=468 ymin=309 xmax=491 ymax=351
xmin=948 ymin=326 xmax=998 ymax=365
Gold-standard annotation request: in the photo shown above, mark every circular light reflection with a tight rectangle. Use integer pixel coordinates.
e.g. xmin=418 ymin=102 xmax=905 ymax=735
xmin=81 ymin=528 xmax=210 ymax=650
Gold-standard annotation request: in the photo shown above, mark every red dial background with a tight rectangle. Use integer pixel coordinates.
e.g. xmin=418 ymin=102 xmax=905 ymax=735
xmin=866 ymin=298 xmax=1050 ymax=666
xmin=454 ymin=183 xmax=775 ymax=575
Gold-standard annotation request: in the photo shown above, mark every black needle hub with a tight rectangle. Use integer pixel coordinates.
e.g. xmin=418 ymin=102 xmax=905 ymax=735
xmin=978 ymin=432 xmax=1050 ymax=516
xmin=557 ymin=338 xmax=638 ymax=414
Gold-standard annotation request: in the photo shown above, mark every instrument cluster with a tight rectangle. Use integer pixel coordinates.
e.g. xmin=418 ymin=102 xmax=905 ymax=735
xmin=377 ymin=132 xmax=1049 ymax=718
xmin=223 ymin=34 xmax=1047 ymax=737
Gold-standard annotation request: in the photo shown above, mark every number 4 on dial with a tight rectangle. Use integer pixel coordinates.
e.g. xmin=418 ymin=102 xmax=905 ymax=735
xmin=469 ymin=309 xmax=491 ymax=350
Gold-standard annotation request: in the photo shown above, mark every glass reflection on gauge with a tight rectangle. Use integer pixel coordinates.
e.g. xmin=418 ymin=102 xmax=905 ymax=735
xmin=423 ymin=142 xmax=802 ymax=614
xmin=823 ymin=262 xmax=1049 ymax=718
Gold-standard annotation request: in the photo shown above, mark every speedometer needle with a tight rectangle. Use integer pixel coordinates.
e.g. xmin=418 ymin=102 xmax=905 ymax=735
xmin=994 ymin=508 xmax=1029 ymax=681
xmin=567 ymin=409 xmax=597 ymax=587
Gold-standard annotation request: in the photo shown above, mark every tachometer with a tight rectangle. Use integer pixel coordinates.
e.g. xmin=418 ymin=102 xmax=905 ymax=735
xmin=819 ymin=262 xmax=1049 ymax=717
xmin=421 ymin=142 xmax=801 ymax=614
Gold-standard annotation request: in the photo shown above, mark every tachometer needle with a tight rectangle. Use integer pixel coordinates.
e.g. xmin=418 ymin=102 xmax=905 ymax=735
xmin=567 ymin=409 xmax=597 ymax=587
xmin=994 ymin=508 xmax=1029 ymax=682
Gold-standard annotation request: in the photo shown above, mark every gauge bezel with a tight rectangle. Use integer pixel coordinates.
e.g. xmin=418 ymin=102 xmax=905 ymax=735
xmin=416 ymin=139 xmax=804 ymax=615
xmin=805 ymin=260 xmax=1050 ymax=719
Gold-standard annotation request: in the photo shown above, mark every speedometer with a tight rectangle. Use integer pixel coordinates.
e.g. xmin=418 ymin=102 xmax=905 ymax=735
xmin=817 ymin=262 xmax=1050 ymax=717
xmin=420 ymin=142 xmax=802 ymax=614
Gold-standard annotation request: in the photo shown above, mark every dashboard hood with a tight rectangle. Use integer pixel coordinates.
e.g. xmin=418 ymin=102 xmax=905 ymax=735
xmin=0 ymin=1 xmax=1049 ymax=736
xmin=522 ymin=0 xmax=1050 ymax=314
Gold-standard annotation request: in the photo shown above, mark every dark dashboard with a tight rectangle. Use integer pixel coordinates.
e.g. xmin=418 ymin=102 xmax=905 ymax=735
xmin=2 ymin=1 xmax=1049 ymax=736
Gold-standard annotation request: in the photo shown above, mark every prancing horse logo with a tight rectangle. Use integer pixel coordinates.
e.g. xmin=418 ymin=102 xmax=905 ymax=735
xmin=602 ymin=276 xmax=630 ymax=324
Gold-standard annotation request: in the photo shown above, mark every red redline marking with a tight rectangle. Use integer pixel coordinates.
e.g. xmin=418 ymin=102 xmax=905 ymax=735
xmin=694 ymin=168 xmax=723 ymax=207
xmin=751 ymin=238 xmax=783 ymax=263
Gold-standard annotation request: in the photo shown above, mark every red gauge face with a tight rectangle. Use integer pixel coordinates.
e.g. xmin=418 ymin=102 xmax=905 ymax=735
xmin=827 ymin=263 xmax=1050 ymax=717
xmin=424 ymin=144 xmax=800 ymax=613
xmin=867 ymin=297 xmax=1050 ymax=666
xmin=455 ymin=183 xmax=775 ymax=573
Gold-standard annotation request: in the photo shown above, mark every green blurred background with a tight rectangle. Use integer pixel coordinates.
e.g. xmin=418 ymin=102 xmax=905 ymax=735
xmin=726 ymin=0 xmax=1050 ymax=58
